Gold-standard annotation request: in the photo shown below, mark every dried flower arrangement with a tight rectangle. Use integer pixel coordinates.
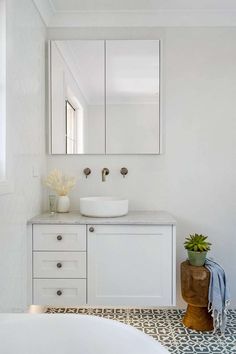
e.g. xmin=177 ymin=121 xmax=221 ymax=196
xmin=44 ymin=169 xmax=76 ymax=196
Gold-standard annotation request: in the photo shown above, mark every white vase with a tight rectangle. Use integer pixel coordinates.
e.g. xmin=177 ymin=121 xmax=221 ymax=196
xmin=57 ymin=195 xmax=70 ymax=213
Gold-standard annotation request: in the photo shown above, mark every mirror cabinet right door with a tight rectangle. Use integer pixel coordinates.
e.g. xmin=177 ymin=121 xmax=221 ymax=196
xmin=106 ymin=40 xmax=160 ymax=154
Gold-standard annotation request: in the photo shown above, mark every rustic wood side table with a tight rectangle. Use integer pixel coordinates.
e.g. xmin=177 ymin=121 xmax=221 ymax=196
xmin=181 ymin=261 xmax=213 ymax=331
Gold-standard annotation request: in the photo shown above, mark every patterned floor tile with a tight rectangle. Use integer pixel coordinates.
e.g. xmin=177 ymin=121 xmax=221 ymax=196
xmin=45 ymin=308 xmax=236 ymax=353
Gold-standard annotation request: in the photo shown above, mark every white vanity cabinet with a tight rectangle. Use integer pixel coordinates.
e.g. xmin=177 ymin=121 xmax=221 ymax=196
xmin=87 ymin=225 xmax=175 ymax=306
xmin=28 ymin=212 xmax=176 ymax=307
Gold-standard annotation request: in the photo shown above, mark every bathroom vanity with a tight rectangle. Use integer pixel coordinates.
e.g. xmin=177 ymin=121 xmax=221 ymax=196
xmin=27 ymin=211 xmax=176 ymax=307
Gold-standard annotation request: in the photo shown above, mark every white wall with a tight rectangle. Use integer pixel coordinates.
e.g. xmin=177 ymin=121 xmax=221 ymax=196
xmin=47 ymin=27 xmax=236 ymax=307
xmin=0 ymin=0 xmax=46 ymax=311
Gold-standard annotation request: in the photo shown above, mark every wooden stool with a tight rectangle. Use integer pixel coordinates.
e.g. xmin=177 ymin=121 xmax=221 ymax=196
xmin=181 ymin=261 xmax=213 ymax=331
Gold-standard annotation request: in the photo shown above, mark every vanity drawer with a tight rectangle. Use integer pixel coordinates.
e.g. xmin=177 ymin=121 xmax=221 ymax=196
xmin=33 ymin=279 xmax=86 ymax=306
xmin=33 ymin=252 xmax=86 ymax=278
xmin=33 ymin=225 xmax=86 ymax=251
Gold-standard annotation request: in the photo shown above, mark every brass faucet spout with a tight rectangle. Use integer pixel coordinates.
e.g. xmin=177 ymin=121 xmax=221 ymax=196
xmin=102 ymin=168 xmax=109 ymax=182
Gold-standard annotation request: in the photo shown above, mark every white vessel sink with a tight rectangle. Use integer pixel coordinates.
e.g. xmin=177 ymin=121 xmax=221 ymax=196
xmin=80 ymin=197 xmax=128 ymax=218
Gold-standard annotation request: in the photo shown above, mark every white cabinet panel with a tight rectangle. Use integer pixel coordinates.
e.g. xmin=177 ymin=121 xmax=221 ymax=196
xmin=33 ymin=252 xmax=86 ymax=279
xmin=88 ymin=225 xmax=174 ymax=306
xmin=33 ymin=279 xmax=86 ymax=306
xmin=33 ymin=225 xmax=86 ymax=251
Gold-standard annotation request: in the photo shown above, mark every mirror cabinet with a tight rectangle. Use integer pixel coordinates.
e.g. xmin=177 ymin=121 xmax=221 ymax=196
xmin=49 ymin=40 xmax=160 ymax=155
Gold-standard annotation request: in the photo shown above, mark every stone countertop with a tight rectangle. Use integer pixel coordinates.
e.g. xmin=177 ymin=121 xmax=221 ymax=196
xmin=28 ymin=210 xmax=176 ymax=225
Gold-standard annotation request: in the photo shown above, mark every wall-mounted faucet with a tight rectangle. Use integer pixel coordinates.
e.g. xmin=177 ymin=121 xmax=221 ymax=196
xmin=102 ymin=168 xmax=109 ymax=182
xmin=84 ymin=167 xmax=127 ymax=181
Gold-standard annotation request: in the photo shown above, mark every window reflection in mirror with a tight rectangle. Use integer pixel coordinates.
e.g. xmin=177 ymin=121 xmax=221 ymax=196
xmin=66 ymin=100 xmax=77 ymax=154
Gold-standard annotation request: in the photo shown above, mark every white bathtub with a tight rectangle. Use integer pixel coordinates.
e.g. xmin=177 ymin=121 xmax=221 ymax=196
xmin=0 ymin=314 xmax=170 ymax=354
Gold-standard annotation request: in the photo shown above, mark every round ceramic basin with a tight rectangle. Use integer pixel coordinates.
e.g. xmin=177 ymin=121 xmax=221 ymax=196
xmin=0 ymin=314 xmax=170 ymax=354
xmin=80 ymin=197 xmax=128 ymax=217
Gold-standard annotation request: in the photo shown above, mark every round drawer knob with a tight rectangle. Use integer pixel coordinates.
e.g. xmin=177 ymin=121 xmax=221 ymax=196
xmin=57 ymin=235 xmax=62 ymax=241
xmin=57 ymin=262 xmax=62 ymax=268
xmin=89 ymin=227 xmax=94 ymax=232
xmin=57 ymin=290 xmax=62 ymax=296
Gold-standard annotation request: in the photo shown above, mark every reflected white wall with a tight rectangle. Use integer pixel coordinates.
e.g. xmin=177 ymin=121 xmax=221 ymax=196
xmin=107 ymin=103 xmax=159 ymax=154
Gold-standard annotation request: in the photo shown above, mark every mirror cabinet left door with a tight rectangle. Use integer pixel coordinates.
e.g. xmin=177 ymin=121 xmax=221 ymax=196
xmin=50 ymin=40 xmax=105 ymax=154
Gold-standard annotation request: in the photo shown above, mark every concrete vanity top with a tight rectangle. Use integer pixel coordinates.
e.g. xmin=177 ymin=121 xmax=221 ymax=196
xmin=28 ymin=210 xmax=176 ymax=225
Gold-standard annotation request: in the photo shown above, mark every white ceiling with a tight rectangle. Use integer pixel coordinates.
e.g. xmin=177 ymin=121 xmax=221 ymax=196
xmin=50 ymin=0 xmax=236 ymax=12
xmin=33 ymin=0 xmax=236 ymax=27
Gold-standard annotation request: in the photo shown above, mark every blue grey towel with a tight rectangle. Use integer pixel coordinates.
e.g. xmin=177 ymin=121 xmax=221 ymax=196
xmin=205 ymin=258 xmax=230 ymax=334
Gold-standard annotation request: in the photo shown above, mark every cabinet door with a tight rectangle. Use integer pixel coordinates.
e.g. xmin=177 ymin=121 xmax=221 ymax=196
xmin=50 ymin=40 xmax=105 ymax=154
xmin=106 ymin=40 xmax=160 ymax=154
xmin=88 ymin=225 xmax=174 ymax=306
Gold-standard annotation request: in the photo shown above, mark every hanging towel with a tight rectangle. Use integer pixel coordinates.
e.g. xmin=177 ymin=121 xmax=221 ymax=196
xmin=205 ymin=258 xmax=230 ymax=334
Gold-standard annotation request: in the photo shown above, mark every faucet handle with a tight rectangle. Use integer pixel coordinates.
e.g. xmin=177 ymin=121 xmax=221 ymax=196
xmin=83 ymin=168 xmax=91 ymax=178
xmin=120 ymin=167 xmax=128 ymax=178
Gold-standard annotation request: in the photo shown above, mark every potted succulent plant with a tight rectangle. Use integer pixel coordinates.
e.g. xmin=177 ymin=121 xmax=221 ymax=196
xmin=184 ymin=233 xmax=211 ymax=266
